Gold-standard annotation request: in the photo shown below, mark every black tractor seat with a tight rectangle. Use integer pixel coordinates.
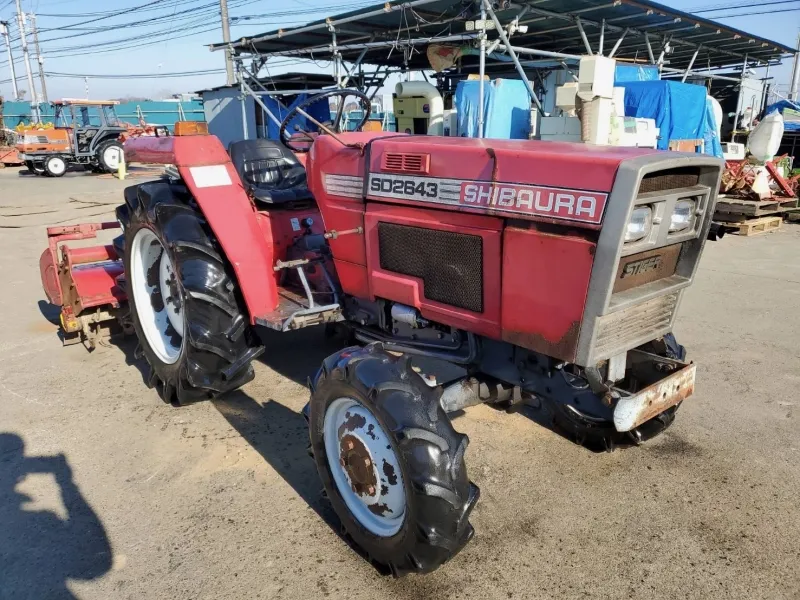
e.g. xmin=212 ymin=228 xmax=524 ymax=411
xmin=228 ymin=139 xmax=314 ymax=206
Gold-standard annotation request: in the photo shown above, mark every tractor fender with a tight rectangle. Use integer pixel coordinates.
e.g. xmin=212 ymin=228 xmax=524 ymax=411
xmin=178 ymin=161 xmax=279 ymax=321
xmin=125 ymin=135 xmax=279 ymax=321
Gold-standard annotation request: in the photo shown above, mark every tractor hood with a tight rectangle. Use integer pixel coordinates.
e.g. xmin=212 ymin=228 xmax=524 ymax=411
xmin=362 ymin=135 xmax=664 ymax=230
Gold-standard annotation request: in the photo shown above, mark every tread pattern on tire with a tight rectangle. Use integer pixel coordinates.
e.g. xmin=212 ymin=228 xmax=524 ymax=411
xmin=118 ymin=180 xmax=260 ymax=405
xmin=309 ymin=344 xmax=479 ymax=576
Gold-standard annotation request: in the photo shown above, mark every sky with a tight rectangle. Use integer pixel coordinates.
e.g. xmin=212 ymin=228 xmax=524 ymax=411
xmin=0 ymin=0 xmax=798 ymax=102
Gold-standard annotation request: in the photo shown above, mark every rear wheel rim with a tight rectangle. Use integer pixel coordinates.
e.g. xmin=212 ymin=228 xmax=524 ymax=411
xmin=130 ymin=228 xmax=184 ymax=364
xmin=324 ymin=397 xmax=406 ymax=537
xmin=103 ymin=146 xmax=120 ymax=169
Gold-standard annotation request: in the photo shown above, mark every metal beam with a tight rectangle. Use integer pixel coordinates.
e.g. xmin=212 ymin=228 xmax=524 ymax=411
xmin=484 ymin=0 xmax=544 ymax=112
xmin=224 ymin=0 xmax=441 ymax=49
xmin=575 ymin=17 xmax=594 ymax=55
xmin=242 ymin=33 xmax=478 ymax=59
xmin=681 ymin=46 xmax=700 ymax=82
xmin=609 ymin=28 xmax=629 ymax=57
xmin=598 ymin=18 xmax=605 ymax=55
xmin=644 ymin=32 xmax=655 ymax=63
xmin=517 ymin=4 xmax=769 ymax=65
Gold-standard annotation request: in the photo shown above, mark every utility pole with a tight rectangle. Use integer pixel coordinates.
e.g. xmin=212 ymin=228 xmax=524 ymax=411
xmin=0 ymin=21 xmax=19 ymax=100
xmin=789 ymin=30 xmax=800 ymax=101
xmin=14 ymin=0 xmax=38 ymax=119
xmin=29 ymin=14 xmax=47 ymax=103
xmin=219 ymin=0 xmax=234 ymax=85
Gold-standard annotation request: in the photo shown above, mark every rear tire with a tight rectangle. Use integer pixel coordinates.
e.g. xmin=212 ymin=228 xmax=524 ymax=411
xmin=118 ymin=180 xmax=262 ymax=405
xmin=27 ymin=160 xmax=45 ymax=175
xmin=97 ymin=139 xmax=123 ymax=173
xmin=309 ymin=344 xmax=479 ymax=576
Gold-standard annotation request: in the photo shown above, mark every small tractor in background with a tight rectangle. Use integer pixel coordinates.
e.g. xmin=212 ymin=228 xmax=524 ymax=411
xmin=16 ymin=99 xmax=126 ymax=177
xmin=39 ymin=89 xmax=722 ymax=575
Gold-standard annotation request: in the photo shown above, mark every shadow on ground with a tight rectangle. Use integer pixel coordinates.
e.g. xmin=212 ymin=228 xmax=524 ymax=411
xmin=0 ymin=433 xmax=112 ymax=600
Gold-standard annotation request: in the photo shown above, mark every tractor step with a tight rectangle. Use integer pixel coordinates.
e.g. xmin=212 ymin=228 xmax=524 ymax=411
xmin=255 ymin=286 xmax=342 ymax=332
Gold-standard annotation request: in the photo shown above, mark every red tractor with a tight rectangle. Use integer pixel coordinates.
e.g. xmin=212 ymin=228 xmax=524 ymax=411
xmin=40 ymin=90 xmax=721 ymax=575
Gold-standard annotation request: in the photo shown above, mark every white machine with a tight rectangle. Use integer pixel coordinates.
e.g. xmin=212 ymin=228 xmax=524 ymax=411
xmin=442 ymin=108 xmax=458 ymax=136
xmin=542 ymin=56 xmax=658 ymax=147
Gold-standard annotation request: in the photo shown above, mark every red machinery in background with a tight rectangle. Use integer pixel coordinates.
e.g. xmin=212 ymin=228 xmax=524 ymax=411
xmin=39 ymin=90 xmax=722 ymax=575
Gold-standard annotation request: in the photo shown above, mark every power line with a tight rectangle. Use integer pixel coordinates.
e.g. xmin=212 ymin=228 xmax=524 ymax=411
xmin=709 ymin=6 xmax=800 ymax=16
xmin=690 ymin=0 xmax=799 ymax=11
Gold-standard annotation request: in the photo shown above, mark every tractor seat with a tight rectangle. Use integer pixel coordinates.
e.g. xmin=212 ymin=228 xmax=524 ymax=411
xmin=228 ymin=139 xmax=313 ymax=205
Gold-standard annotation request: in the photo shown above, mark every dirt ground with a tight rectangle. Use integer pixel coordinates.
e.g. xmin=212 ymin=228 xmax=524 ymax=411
xmin=1 ymin=165 xmax=799 ymax=600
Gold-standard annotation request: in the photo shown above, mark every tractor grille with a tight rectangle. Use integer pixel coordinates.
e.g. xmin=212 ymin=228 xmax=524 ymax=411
xmin=591 ymin=293 xmax=679 ymax=360
xmin=378 ymin=222 xmax=484 ymax=313
xmin=639 ymin=168 xmax=700 ymax=194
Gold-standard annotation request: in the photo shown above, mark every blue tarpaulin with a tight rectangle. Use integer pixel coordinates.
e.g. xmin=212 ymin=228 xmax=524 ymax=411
xmin=262 ymin=94 xmax=330 ymax=140
xmin=618 ymin=80 xmax=722 ymax=157
xmin=455 ymin=78 xmax=530 ymax=139
xmin=615 ymin=64 xmax=659 ymax=83
xmin=765 ymin=100 xmax=800 ymax=132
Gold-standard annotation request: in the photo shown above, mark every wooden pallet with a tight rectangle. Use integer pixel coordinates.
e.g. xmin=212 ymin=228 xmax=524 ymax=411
xmin=719 ymin=216 xmax=783 ymax=236
xmin=714 ymin=195 xmax=799 ymax=218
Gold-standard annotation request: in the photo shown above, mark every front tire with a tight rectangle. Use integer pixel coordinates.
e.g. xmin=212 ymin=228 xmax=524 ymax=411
xmin=309 ymin=344 xmax=479 ymax=576
xmin=97 ymin=139 xmax=123 ymax=173
xmin=44 ymin=156 xmax=67 ymax=177
xmin=119 ymin=181 xmax=262 ymax=405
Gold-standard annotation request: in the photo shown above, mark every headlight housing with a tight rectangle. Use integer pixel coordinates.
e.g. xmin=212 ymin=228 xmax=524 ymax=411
xmin=670 ymin=199 xmax=695 ymax=232
xmin=625 ymin=206 xmax=652 ymax=243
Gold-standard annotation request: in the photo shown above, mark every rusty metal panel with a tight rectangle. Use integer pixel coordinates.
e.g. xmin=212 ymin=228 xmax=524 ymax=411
xmin=613 ymin=243 xmax=682 ymax=293
xmin=613 ymin=363 xmax=696 ymax=432
xmin=591 ymin=293 xmax=679 ymax=361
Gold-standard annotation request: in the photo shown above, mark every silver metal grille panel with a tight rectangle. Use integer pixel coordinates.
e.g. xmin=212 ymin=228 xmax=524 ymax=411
xmin=591 ymin=293 xmax=679 ymax=361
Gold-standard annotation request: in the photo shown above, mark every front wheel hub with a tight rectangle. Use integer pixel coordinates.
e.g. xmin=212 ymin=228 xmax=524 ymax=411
xmin=324 ymin=398 xmax=405 ymax=537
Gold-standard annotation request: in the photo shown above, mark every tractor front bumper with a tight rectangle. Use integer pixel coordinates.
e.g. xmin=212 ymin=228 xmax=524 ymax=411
xmin=611 ymin=350 xmax=696 ymax=432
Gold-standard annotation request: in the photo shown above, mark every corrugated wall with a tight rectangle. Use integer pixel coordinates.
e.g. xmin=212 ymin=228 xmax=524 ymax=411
xmin=1 ymin=100 xmax=205 ymax=129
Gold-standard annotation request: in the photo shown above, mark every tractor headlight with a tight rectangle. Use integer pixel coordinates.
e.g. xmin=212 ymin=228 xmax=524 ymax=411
xmin=670 ymin=199 xmax=695 ymax=232
xmin=625 ymin=206 xmax=652 ymax=243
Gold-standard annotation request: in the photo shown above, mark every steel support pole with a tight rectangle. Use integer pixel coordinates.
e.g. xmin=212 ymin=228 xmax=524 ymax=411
xmin=733 ymin=54 xmax=748 ymax=139
xmin=789 ymin=31 xmax=800 ymax=101
xmin=608 ymin=28 xmax=628 ymax=58
xmin=760 ymin=63 xmax=771 ymax=113
xmin=478 ymin=4 xmax=487 ymax=138
xmin=598 ymin=19 xmax=605 ymax=55
xmin=330 ymin=26 xmax=341 ymax=88
xmin=657 ymin=35 xmax=672 ymax=67
xmin=15 ymin=1 xmax=37 ymax=118
xmin=340 ymin=44 xmax=370 ymax=88
xmin=575 ymin=17 xmax=593 ymax=55
xmin=644 ymin=33 xmax=655 ymax=64
xmin=681 ymin=46 xmax=700 ymax=83
xmin=484 ymin=1 xmax=544 ymax=112
xmin=219 ymin=0 xmax=235 ymax=85
xmin=240 ymin=78 xmax=283 ymax=129
xmin=237 ymin=64 xmax=249 ymax=139
xmin=29 ymin=14 xmax=47 ymax=103
xmin=559 ymin=60 xmax=579 ymax=82
xmin=0 ymin=21 xmax=18 ymax=100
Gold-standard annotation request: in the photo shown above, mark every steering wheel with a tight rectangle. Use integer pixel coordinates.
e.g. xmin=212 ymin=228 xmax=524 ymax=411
xmin=279 ymin=88 xmax=372 ymax=153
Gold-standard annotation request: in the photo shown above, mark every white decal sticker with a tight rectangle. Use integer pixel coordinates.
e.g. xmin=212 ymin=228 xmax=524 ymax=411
xmin=367 ymin=173 xmax=608 ymax=225
xmin=324 ymin=174 xmax=363 ymax=198
xmin=189 ymin=165 xmax=232 ymax=188
xmin=290 ymin=218 xmax=301 ymax=232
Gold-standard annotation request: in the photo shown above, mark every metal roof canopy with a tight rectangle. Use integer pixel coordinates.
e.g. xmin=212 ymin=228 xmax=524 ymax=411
xmin=211 ymin=0 xmax=794 ymax=72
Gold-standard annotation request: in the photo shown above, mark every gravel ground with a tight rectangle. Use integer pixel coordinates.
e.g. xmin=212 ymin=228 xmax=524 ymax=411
xmin=1 ymin=166 xmax=799 ymax=600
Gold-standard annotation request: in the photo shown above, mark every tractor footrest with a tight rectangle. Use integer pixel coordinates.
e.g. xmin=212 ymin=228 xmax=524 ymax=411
xmin=254 ymin=287 xmax=341 ymax=332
